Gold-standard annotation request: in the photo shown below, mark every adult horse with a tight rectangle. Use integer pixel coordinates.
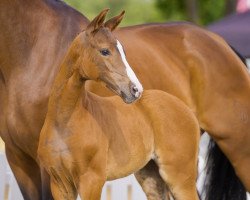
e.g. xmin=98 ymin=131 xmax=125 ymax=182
xmin=0 ymin=0 xmax=249 ymax=200
xmin=38 ymin=10 xmax=200 ymax=200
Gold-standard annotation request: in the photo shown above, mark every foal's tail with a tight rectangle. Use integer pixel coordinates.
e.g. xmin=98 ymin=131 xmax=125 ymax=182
xmin=203 ymin=138 xmax=247 ymax=200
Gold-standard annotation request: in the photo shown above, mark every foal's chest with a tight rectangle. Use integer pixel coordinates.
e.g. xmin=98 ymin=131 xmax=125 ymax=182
xmin=68 ymin=102 xmax=155 ymax=180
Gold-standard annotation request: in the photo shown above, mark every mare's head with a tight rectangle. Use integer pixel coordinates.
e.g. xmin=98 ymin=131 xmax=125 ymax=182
xmin=75 ymin=9 xmax=143 ymax=104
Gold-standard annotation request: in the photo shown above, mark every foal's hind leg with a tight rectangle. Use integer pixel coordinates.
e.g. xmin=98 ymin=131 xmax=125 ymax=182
xmin=155 ymin=143 xmax=199 ymax=200
xmin=135 ymin=160 xmax=170 ymax=200
xmin=153 ymin=114 xmax=200 ymax=199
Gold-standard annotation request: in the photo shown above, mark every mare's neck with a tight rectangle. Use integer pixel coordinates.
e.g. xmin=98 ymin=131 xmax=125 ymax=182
xmin=0 ymin=0 xmax=89 ymax=81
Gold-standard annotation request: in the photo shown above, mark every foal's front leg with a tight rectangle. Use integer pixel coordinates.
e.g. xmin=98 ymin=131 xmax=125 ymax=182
xmin=78 ymin=170 xmax=106 ymax=200
xmin=49 ymin=168 xmax=77 ymax=200
xmin=77 ymin=150 xmax=107 ymax=200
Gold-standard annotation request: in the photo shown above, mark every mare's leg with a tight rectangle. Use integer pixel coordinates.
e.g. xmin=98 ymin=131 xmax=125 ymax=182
xmin=41 ymin=167 xmax=53 ymax=200
xmin=200 ymin=96 xmax=250 ymax=191
xmin=5 ymin=146 xmax=43 ymax=200
xmin=135 ymin=160 xmax=170 ymax=200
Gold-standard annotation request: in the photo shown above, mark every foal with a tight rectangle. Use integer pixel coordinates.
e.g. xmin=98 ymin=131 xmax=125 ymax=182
xmin=38 ymin=10 xmax=200 ymax=200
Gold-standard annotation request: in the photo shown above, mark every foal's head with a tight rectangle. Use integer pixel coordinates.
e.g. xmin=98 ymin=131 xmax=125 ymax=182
xmin=74 ymin=9 xmax=143 ymax=104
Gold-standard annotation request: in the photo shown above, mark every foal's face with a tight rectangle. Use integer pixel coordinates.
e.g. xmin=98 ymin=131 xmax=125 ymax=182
xmin=78 ymin=10 xmax=143 ymax=104
xmin=80 ymin=28 xmax=143 ymax=103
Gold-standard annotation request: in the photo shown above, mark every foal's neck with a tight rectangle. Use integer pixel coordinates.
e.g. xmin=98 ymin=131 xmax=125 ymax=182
xmin=48 ymin=42 xmax=88 ymax=125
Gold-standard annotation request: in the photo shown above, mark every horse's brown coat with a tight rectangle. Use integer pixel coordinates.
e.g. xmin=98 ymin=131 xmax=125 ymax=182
xmin=38 ymin=13 xmax=200 ymax=199
xmin=0 ymin=1 xmax=250 ymax=199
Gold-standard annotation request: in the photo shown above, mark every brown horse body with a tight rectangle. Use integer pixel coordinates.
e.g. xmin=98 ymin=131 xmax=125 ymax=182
xmin=115 ymin=23 xmax=250 ymax=191
xmin=39 ymin=88 xmax=200 ymax=200
xmin=38 ymin=13 xmax=199 ymax=199
xmin=0 ymin=1 xmax=89 ymax=199
xmin=0 ymin=0 xmax=250 ymax=199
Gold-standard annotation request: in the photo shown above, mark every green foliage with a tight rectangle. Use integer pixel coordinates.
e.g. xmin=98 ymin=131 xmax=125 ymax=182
xmin=155 ymin=0 xmax=228 ymax=25
xmin=63 ymin=0 xmax=229 ymax=26
xmin=63 ymin=0 xmax=165 ymax=26
xmin=155 ymin=0 xmax=186 ymax=21
xmin=199 ymin=0 xmax=226 ymax=24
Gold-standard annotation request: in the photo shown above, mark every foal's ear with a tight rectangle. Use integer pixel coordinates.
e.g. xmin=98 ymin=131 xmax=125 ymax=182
xmin=104 ymin=10 xmax=125 ymax=31
xmin=86 ymin=9 xmax=110 ymax=34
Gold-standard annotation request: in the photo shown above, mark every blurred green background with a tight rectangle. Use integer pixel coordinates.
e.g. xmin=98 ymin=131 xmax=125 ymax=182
xmin=63 ymin=0 xmax=236 ymax=26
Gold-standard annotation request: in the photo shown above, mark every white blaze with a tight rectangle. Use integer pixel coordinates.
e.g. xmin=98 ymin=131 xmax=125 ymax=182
xmin=116 ymin=40 xmax=143 ymax=97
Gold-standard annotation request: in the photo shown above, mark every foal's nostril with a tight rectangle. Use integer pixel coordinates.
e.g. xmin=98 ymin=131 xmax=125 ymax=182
xmin=132 ymin=86 xmax=138 ymax=94
xmin=130 ymin=85 xmax=140 ymax=98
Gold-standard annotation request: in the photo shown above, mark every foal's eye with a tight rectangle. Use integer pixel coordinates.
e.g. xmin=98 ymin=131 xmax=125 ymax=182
xmin=100 ymin=49 xmax=110 ymax=56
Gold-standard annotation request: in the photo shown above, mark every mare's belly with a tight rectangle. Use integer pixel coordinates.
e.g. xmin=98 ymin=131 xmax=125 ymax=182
xmin=106 ymin=122 xmax=154 ymax=180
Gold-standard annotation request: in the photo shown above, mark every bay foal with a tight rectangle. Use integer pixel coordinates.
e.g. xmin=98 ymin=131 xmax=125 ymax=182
xmin=38 ymin=10 xmax=200 ymax=200
xmin=2 ymin=1 xmax=248 ymax=199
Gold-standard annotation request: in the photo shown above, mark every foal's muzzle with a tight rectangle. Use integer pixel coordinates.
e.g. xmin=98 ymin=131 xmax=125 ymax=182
xmin=131 ymin=84 xmax=141 ymax=98
xmin=130 ymin=84 xmax=142 ymax=98
xmin=101 ymin=75 xmax=143 ymax=104
xmin=120 ymin=82 xmax=142 ymax=104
